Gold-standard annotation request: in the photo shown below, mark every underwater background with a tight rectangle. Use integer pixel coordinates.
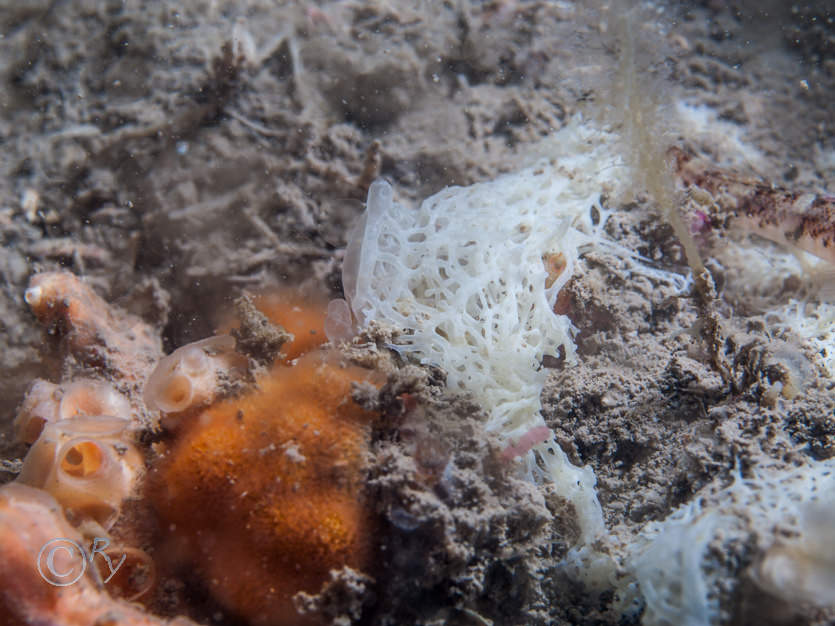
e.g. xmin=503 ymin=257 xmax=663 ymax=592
xmin=0 ymin=1 xmax=833 ymax=625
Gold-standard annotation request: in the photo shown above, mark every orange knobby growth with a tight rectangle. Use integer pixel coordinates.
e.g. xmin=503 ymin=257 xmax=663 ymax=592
xmin=217 ymin=289 xmax=332 ymax=363
xmin=149 ymin=295 xmax=380 ymax=626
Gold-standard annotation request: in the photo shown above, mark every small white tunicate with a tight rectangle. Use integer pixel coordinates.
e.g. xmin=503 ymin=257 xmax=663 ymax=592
xmin=324 ymin=298 xmax=355 ymax=343
xmin=59 ymin=380 xmax=131 ymax=421
xmin=17 ymin=415 xmax=142 ymax=529
xmin=144 ymin=335 xmax=236 ymax=414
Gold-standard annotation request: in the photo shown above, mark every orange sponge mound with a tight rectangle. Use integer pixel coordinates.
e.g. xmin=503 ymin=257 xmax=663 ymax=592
xmin=250 ymin=291 xmax=330 ymax=362
xmin=216 ymin=290 xmax=331 ymax=363
xmin=149 ymin=349 xmax=378 ymax=626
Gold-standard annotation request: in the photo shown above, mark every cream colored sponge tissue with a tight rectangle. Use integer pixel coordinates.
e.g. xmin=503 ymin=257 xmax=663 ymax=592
xmin=344 ymin=120 xmax=628 ymax=444
xmin=341 ymin=119 xmax=665 ymax=544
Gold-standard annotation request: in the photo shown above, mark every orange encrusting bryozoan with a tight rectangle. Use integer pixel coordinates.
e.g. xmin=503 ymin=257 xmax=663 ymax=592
xmin=149 ymin=298 xmax=378 ymax=626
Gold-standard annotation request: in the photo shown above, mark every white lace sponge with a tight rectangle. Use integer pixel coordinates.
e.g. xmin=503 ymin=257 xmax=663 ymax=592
xmin=344 ymin=121 xmax=625 ymax=442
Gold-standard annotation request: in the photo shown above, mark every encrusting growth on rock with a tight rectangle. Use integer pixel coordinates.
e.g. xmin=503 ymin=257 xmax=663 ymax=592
xmin=23 ymin=272 xmax=163 ymax=426
xmin=672 ymin=146 xmax=835 ymax=266
xmin=0 ymin=482 xmax=197 ymax=626
xmin=10 ymin=271 xmax=381 ymax=626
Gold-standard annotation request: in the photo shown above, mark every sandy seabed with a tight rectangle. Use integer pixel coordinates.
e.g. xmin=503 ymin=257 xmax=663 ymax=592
xmin=0 ymin=1 xmax=833 ymax=625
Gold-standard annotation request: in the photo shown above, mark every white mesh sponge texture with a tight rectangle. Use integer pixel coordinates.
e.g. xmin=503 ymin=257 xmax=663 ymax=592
xmin=345 ymin=139 xmax=617 ymax=436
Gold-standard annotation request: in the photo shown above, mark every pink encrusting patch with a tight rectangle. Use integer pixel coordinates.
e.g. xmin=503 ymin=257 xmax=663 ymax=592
xmin=690 ymin=209 xmax=710 ymax=235
xmin=501 ymin=425 xmax=553 ymax=461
